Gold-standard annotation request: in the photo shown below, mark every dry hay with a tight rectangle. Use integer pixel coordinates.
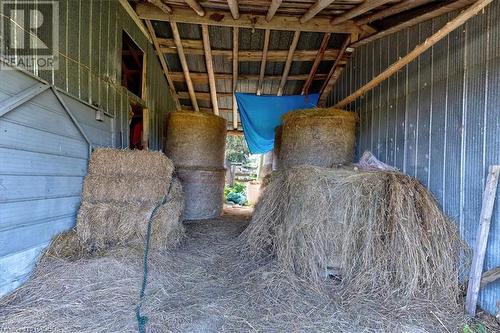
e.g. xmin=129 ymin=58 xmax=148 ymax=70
xmin=165 ymin=111 xmax=227 ymax=169
xmin=88 ymin=148 xmax=174 ymax=178
xmin=0 ymin=217 xmax=477 ymax=333
xmin=280 ymin=108 xmax=357 ymax=168
xmin=242 ymin=166 xmax=469 ymax=303
xmin=75 ymin=177 xmax=185 ymax=252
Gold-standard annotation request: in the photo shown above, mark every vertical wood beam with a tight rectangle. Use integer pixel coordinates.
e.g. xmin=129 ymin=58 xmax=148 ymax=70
xmin=170 ymin=21 xmax=199 ymax=111
xmin=266 ymin=0 xmax=283 ymax=21
xmin=302 ymin=32 xmax=331 ymax=95
xmin=201 ymin=24 xmax=219 ymax=115
xmin=232 ymin=27 xmax=239 ymax=128
xmin=277 ymin=31 xmax=300 ymax=96
xmin=318 ymin=35 xmax=350 ymax=105
xmin=145 ymin=20 xmax=180 ymax=109
xmin=185 ymin=0 xmax=206 ymax=16
xmin=227 ymin=0 xmax=240 ymax=19
xmin=331 ymin=0 xmax=392 ymax=25
xmin=257 ymin=29 xmax=271 ymax=95
xmin=300 ymin=0 xmax=336 ymax=24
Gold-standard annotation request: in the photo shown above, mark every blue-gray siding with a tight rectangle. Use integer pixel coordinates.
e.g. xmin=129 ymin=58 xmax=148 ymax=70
xmin=328 ymin=2 xmax=500 ymax=315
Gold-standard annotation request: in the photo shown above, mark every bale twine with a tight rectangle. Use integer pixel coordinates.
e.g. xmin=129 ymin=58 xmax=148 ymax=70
xmin=280 ymin=108 xmax=357 ymax=168
xmin=165 ymin=111 xmax=227 ymax=169
xmin=176 ymin=167 xmax=225 ymax=220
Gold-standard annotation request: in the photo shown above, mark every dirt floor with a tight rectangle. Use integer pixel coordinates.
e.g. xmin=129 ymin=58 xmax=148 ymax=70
xmin=0 ymin=208 xmax=492 ymax=333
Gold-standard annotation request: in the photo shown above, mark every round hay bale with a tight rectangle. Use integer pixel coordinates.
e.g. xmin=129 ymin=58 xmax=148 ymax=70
xmin=280 ymin=108 xmax=357 ymax=168
xmin=176 ymin=167 xmax=225 ymax=220
xmin=165 ymin=111 xmax=227 ymax=169
xmin=273 ymin=125 xmax=283 ymax=170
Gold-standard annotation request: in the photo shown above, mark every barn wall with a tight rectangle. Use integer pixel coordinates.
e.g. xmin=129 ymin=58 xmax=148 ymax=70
xmin=0 ymin=0 xmax=176 ymax=296
xmin=327 ymin=2 xmax=500 ymax=315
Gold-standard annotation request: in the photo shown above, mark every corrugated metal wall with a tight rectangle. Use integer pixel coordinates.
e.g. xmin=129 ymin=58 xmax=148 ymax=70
xmin=328 ymin=2 xmax=500 ymax=315
xmin=0 ymin=0 xmax=176 ymax=296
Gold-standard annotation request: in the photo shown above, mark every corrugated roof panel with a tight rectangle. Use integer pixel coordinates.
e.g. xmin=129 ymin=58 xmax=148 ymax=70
xmin=239 ymin=28 xmax=264 ymax=50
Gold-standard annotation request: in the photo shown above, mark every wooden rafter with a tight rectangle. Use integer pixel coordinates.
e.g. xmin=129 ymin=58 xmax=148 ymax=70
xmin=136 ymin=4 xmax=363 ymax=33
xmin=277 ymin=31 xmax=300 ymax=96
xmin=144 ymin=20 xmax=180 ymax=109
xmin=148 ymin=0 xmax=172 ymax=14
xmin=335 ymin=0 xmax=493 ymax=108
xmin=170 ymin=72 xmax=328 ymax=83
xmin=266 ymin=0 xmax=282 ymax=21
xmin=331 ymin=0 xmax=393 ymax=25
xmin=201 ymin=24 xmax=219 ymax=115
xmin=302 ymin=32 xmax=331 ymax=95
xmin=300 ymin=0 xmax=336 ymax=23
xmin=178 ymin=91 xmax=232 ymax=100
xmin=118 ymin=0 xmax=152 ymax=43
xmin=232 ymin=27 xmax=239 ymax=129
xmin=185 ymin=0 xmax=205 ymax=16
xmin=257 ymin=29 xmax=271 ymax=95
xmin=356 ymin=0 xmax=434 ymax=25
xmin=352 ymin=0 xmax=476 ymax=47
xmin=227 ymin=0 xmax=240 ymax=19
xmin=318 ymin=35 xmax=350 ymax=106
xmin=170 ymin=21 xmax=199 ymax=111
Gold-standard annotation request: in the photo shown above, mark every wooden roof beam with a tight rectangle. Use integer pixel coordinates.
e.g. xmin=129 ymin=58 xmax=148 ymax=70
xmin=144 ymin=20 xmax=180 ymax=109
xmin=266 ymin=0 xmax=282 ymax=21
xmin=170 ymin=22 xmax=199 ymax=111
xmin=257 ymin=29 xmax=270 ymax=95
xmin=136 ymin=4 xmax=363 ymax=33
xmin=148 ymin=0 xmax=172 ymax=14
xmin=335 ymin=0 xmax=493 ymax=109
xmin=170 ymin=72 xmax=329 ymax=83
xmin=201 ymin=24 xmax=219 ymax=115
xmin=318 ymin=35 xmax=350 ymax=106
xmin=232 ymin=27 xmax=239 ymax=129
xmin=277 ymin=31 xmax=300 ymax=96
xmin=300 ymin=0 xmax=336 ymax=24
xmin=351 ymin=0 xmax=476 ymax=47
xmin=302 ymin=32 xmax=331 ymax=95
xmin=227 ymin=0 xmax=240 ymax=19
xmin=185 ymin=0 xmax=206 ymax=16
xmin=356 ymin=0 xmax=434 ymax=25
xmin=331 ymin=0 xmax=393 ymax=25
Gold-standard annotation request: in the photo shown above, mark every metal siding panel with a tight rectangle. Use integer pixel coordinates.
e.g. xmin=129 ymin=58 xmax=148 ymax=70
xmin=387 ymin=34 xmax=398 ymax=167
xmin=405 ymin=26 xmax=420 ymax=177
xmin=416 ymin=21 xmax=432 ymax=187
xmin=378 ymin=36 xmax=389 ymax=163
xmin=394 ymin=30 xmax=408 ymax=170
xmin=0 ymin=175 xmax=83 ymax=202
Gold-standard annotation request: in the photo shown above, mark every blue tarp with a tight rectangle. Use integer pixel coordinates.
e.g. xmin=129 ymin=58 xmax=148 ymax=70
xmin=235 ymin=93 xmax=319 ymax=154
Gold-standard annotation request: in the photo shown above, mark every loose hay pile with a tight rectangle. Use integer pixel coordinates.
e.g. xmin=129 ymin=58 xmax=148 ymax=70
xmin=51 ymin=148 xmax=185 ymax=258
xmin=242 ymin=166 xmax=469 ymax=303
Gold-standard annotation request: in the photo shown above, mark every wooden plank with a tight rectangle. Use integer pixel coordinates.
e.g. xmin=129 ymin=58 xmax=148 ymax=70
xmin=170 ymin=21 xmax=199 ymax=111
xmin=201 ymin=24 xmax=219 ymax=115
xmin=266 ymin=0 xmax=282 ymax=21
xmin=480 ymin=267 xmax=500 ymax=288
xmin=302 ymin=32 xmax=331 ymax=95
xmin=0 ymin=83 xmax=49 ymax=118
xmin=145 ymin=20 xmax=180 ymax=109
xmin=300 ymin=0 xmax=336 ymax=23
xmin=233 ymin=27 xmax=239 ymax=129
xmin=118 ymin=0 xmax=152 ymax=44
xmin=185 ymin=0 xmax=206 ymax=16
xmin=335 ymin=0 xmax=492 ymax=109
xmin=356 ymin=0 xmax=434 ymax=25
xmin=136 ymin=3 xmax=363 ymax=33
xmin=148 ymin=0 xmax=172 ymax=14
xmin=319 ymin=35 xmax=350 ymax=105
xmin=227 ymin=0 xmax=240 ymax=19
xmin=257 ymin=29 xmax=271 ymax=95
xmin=352 ymin=0 xmax=476 ymax=47
xmin=277 ymin=31 xmax=300 ymax=96
xmin=331 ymin=0 xmax=393 ymax=25
xmin=466 ymin=165 xmax=500 ymax=316
xmin=170 ymin=71 xmax=328 ymax=83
